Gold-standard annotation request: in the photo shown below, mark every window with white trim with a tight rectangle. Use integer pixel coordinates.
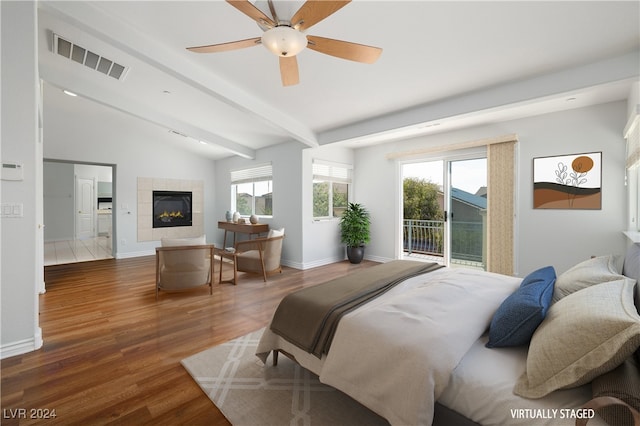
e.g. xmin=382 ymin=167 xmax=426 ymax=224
xmin=313 ymin=160 xmax=352 ymax=219
xmin=231 ymin=163 xmax=273 ymax=217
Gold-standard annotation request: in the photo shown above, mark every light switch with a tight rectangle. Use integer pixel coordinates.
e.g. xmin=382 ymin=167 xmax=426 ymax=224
xmin=1 ymin=202 xmax=23 ymax=218
xmin=12 ymin=204 xmax=23 ymax=217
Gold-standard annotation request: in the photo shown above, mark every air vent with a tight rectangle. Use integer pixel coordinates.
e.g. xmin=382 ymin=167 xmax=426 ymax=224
xmin=53 ymin=34 xmax=128 ymax=81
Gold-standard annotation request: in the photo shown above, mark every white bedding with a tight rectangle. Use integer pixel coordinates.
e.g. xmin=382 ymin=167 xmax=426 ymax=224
xmin=258 ymin=267 xmax=521 ymax=425
xmin=256 ymin=256 xmax=640 ymax=425
xmin=438 ymin=335 xmax=606 ymax=426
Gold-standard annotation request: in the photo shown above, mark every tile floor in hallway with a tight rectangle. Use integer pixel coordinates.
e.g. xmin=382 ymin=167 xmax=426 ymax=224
xmin=44 ymin=236 xmax=113 ymax=266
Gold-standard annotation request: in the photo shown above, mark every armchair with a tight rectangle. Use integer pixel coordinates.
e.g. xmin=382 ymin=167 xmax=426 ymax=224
xmin=155 ymin=236 xmax=215 ymax=299
xmin=219 ymin=228 xmax=284 ymax=285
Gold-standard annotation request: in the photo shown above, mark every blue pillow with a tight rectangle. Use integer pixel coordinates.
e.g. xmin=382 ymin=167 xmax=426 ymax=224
xmin=486 ymin=266 xmax=556 ymax=348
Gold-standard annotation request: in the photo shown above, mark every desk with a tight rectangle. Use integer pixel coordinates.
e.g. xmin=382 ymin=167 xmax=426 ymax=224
xmin=218 ymin=221 xmax=269 ymax=248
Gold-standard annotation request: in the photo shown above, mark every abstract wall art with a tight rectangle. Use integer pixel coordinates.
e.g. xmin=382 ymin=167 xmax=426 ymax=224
xmin=533 ymin=152 xmax=602 ymax=209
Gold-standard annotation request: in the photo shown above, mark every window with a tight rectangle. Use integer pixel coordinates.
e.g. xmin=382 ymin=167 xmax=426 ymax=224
xmin=231 ymin=163 xmax=273 ymax=216
xmin=313 ymin=160 xmax=352 ymax=219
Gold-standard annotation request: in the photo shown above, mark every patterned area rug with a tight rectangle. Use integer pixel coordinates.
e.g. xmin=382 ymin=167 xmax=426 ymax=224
xmin=181 ymin=328 xmax=388 ymax=426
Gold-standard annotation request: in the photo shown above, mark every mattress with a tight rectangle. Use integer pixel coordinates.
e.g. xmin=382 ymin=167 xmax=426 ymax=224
xmin=438 ymin=335 xmax=606 ymax=426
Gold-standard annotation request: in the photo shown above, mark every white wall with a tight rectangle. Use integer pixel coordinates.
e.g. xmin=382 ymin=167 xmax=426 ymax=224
xmin=517 ymin=102 xmax=627 ymax=273
xmin=1 ymin=1 xmax=42 ymax=357
xmin=626 ymin=82 xmax=639 ymax=233
xmin=75 ymin=163 xmax=112 ymax=183
xmin=628 ymin=81 xmax=639 ymax=118
xmin=43 ymin=161 xmax=75 ymax=241
xmin=42 ymin=85 xmax=217 ymax=258
xmin=213 ymin=142 xmax=357 ymax=269
xmin=214 ymin=141 xmax=304 ymax=267
xmin=354 ymin=101 xmax=629 ymax=275
xmin=301 ymin=144 xmax=355 ymax=267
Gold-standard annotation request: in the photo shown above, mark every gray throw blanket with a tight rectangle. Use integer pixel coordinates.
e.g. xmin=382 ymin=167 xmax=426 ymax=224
xmin=269 ymin=260 xmax=443 ymax=358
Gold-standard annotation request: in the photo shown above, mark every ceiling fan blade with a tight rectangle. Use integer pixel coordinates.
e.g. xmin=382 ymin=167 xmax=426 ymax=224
xmin=306 ymin=35 xmax=382 ymax=64
xmin=279 ymin=56 xmax=300 ymax=86
xmin=226 ymin=0 xmax=276 ymax=27
xmin=291 ymin=1 xmax=351 ymax=31
xmin=187 ymin=37 xmax=261 ymax=53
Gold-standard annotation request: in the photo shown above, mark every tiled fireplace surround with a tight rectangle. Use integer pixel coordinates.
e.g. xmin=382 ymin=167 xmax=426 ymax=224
xmin=137 ymin=177 xmax=204 ymax=242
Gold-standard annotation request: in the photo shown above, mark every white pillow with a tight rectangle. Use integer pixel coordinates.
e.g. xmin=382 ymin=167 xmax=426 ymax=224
xmin=514 ymin=277 xmax=640 ymax=399
xmin=552 ymin=255 xmax=624 ymax=303
xmin=161 ymin=235 xmax=206 ymax=247
xmin=267 ymin=228 xmax=284 ymax=238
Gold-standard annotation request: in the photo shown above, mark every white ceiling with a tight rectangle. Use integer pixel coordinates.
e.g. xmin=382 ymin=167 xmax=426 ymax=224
xmin=38 ymin=1 xmax=640 ymax=160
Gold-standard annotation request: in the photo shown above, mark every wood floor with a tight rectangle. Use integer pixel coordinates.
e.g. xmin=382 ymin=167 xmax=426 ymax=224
xmin=1 ymin=256 xmax=378 ymax=425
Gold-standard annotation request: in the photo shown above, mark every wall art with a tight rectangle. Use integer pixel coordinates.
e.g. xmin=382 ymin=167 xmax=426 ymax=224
xmin=533 ymin=152 xmax=602 ymax=209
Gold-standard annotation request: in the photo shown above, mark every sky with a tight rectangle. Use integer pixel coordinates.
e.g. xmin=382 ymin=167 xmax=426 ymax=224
xmin=402 ymin=158 xmax=487 ymax=195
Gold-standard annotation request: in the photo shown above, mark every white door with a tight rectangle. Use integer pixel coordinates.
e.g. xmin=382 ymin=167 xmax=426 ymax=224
xmin=75 ymin=177 xmax=95 ymax=239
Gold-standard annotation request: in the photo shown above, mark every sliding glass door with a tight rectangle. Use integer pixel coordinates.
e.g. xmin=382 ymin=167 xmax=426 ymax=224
xmin=448 ymin=158 xmax=487 ymax=268
xmin=402 ymin=153 xmax=487 ymax=269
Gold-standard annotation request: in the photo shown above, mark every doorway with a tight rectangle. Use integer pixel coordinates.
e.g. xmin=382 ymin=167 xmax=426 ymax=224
xmin=43 ymin=160 xmax=115 ymax=265
xmin=401 ymin=153 xmax=487 ymax=269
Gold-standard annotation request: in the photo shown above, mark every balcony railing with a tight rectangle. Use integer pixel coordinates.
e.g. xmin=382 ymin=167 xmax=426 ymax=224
xmin=403 ymin=219 xmax=444 ymax=256
xmin=403 ymin=219 xmax=485 ymax=267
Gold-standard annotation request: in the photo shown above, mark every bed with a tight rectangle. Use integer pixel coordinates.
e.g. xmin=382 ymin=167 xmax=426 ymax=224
xmin=256 ymin=245 xmax=640 ymax=426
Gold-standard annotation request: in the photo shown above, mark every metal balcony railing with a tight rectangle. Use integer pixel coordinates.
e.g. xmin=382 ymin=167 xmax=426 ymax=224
xmin=403 ymin=219 xmax=444 ymax=256
xmin=403 ymin=219 xmax=485 ymax=267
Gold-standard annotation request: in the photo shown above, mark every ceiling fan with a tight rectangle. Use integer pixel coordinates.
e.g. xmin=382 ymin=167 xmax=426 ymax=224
xmin=186 ymin=0 xmax=382 ymax=86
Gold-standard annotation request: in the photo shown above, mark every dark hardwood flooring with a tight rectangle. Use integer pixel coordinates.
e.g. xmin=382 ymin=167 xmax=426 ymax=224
xmin=1 ymin=256 xmax=377 ymax=425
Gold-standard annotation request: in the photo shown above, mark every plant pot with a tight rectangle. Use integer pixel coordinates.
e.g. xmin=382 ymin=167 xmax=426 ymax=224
xmin=346 ymin=246 xmax=365 ymax=264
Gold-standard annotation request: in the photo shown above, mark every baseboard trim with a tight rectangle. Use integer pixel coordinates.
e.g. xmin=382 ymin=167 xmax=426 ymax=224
xmin=116 ymin=250 xmax=154 ymax=259
xmin=1 ymin=327 xmax=43 ymax=359
xmin=283 ymin=255 xmax=348 ymax=270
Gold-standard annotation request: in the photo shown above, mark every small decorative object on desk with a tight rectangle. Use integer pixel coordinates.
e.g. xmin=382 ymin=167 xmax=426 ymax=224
xmin=232 ymin=211 xmax=240 ymax=222
xmin=250 ymin=214 xmax=259 ymax=224
xmin=225 ymin=210 xmax=233 ymax=222
xmin=237 ymin=218 xmax=246 ymax=224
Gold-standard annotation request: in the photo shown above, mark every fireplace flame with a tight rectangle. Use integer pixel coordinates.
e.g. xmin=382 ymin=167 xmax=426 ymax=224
xmin=158 ymin=210 xmax=184 ymax=221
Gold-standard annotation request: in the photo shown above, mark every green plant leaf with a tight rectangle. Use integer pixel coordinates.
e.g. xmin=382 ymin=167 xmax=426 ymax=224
xmin=339 ymin=202 xmax=371 ymax=247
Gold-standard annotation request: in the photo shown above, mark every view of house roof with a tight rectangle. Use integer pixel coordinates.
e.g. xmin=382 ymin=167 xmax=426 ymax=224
xmin=451 ymin=187 xmax=487 ymax=210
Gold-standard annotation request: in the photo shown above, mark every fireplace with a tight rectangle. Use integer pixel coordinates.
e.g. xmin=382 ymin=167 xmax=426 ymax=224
xmin=152 ymin=191 xmax=192 ymax=228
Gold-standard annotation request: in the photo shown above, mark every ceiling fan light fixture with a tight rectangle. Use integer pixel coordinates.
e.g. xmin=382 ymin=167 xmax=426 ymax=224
xmin=261 ymin=25 xmax=307 ymax=57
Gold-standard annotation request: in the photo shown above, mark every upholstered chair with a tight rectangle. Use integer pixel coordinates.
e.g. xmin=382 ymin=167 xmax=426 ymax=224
xmin=155 ymin=235 xmax=215 ymax=299
xmin=220 ymin=228 xmax=284 ymax=285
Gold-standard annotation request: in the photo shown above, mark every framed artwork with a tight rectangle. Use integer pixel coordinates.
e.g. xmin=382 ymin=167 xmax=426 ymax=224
xmin=533 ymin=152 xmax=602 ymax=209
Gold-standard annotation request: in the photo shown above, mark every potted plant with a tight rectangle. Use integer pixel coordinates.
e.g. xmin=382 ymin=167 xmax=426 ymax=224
xmin=339 ymin=202 xmax=371 ymax=264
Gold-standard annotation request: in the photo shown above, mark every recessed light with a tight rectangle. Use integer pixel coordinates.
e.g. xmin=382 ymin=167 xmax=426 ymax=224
xmin=199 ymin=140 xmax=208 ymax=145
xmin=566 ymin=97 xmax=577 ymax=102
xmin=169 ymin=130 xmax=187 ymax=137
xmin=63 ymin=90 xmax=77 ymax=97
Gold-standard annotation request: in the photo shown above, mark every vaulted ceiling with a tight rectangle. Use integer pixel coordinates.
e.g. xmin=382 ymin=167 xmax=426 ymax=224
xmin=38 ymin=1 xmax=640 ymax=160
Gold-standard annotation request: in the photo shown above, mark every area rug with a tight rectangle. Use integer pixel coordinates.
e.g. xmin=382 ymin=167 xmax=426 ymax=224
xmin=181 ymin=328 xmax=388 ymax=426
